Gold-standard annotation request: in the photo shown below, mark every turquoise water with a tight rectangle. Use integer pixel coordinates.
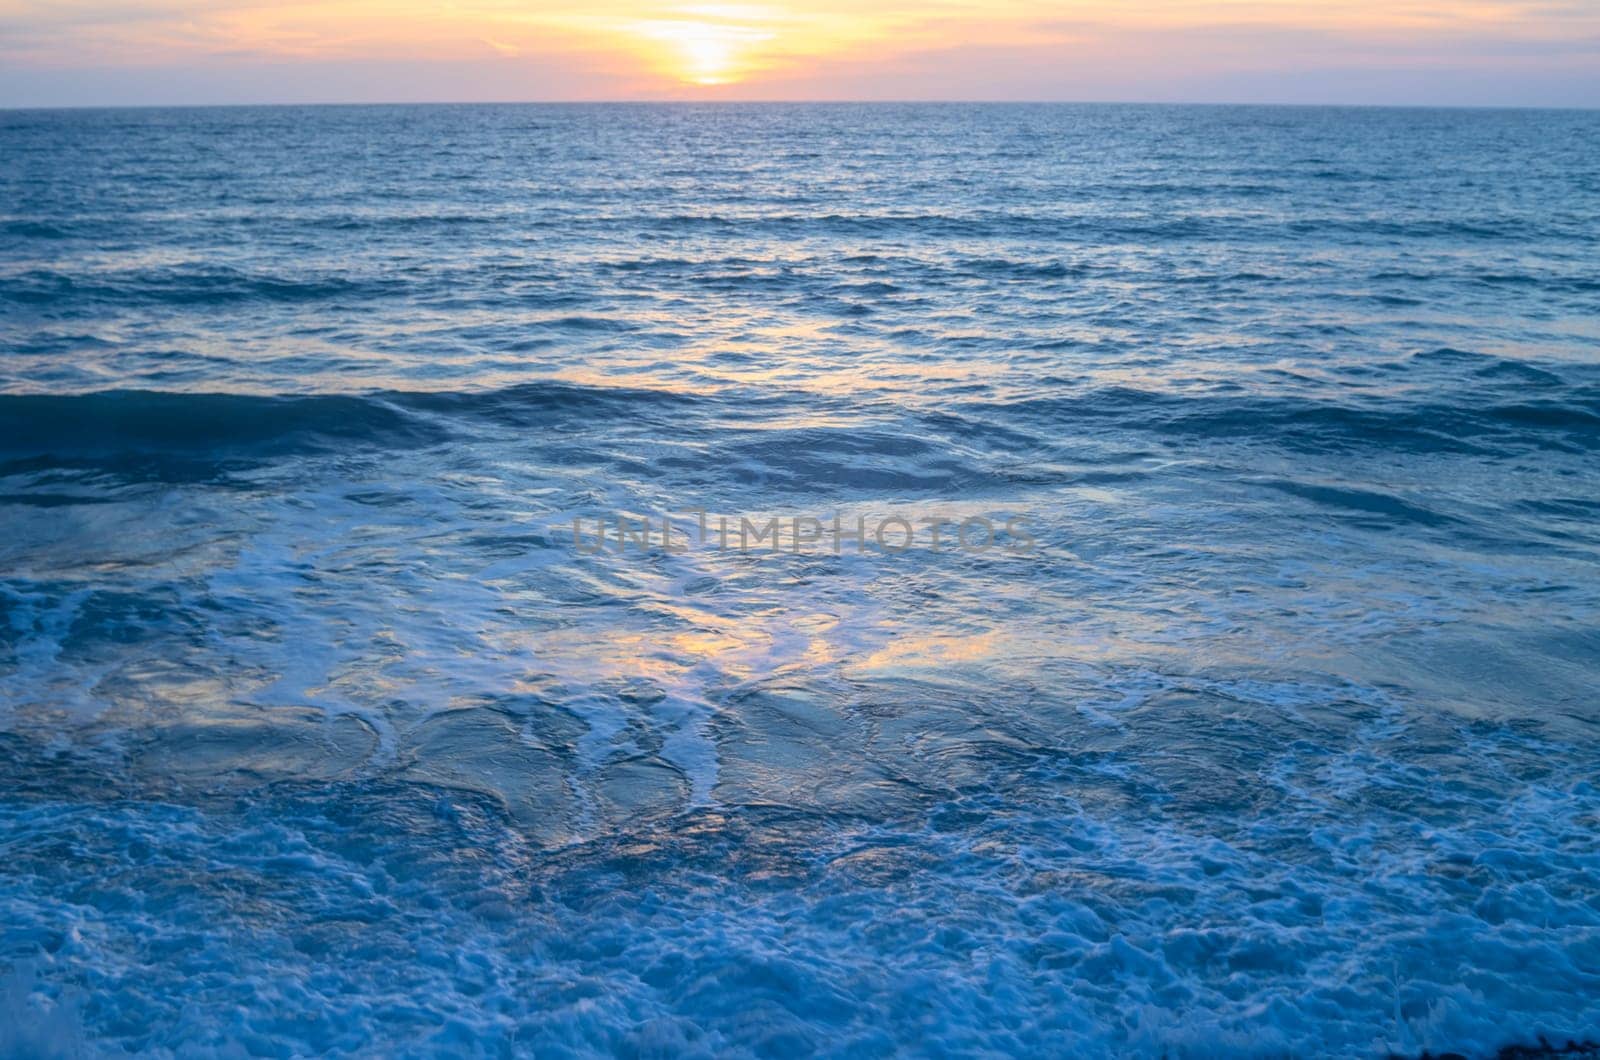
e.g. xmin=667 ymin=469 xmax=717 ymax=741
xmin=2 ymin=103 xmax=1599 ymax=1057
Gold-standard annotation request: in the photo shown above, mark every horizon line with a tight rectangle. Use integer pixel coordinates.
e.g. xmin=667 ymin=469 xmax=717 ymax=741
xmin=5 ymin=98 xmax=1598 ymax=113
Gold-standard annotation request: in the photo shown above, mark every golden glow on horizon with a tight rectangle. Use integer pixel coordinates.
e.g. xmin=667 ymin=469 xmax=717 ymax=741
xmin=625 ymin=15 xmax=775 ymax=85
xmin=544 ymin=4 xmax=901 ymax=90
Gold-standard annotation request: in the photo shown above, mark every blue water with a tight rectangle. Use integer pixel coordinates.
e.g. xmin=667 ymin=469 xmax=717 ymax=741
xmin=2 ymin=103 xmax=1599 ymax=1058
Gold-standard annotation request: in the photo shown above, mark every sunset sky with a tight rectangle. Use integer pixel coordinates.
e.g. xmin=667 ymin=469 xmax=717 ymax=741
xmin=2 ymin=1 xmax=1598 ymax=107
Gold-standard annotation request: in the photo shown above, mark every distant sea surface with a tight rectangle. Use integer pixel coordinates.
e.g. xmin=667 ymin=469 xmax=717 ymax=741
xmin=2 ymin=104 xmax=1599 ymax=1057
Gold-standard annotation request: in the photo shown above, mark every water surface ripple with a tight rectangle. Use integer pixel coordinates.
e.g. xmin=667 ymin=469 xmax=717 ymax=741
xmin=1 ymin=103 xmax=1598 ymax=1058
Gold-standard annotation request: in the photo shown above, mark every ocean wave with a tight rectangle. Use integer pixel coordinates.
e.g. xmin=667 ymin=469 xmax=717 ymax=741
xmin=0 ymin=390 xmax=440 ymax=458
xmin=971 ymin=383 xmax=1600 ymax=455
xmin=4 ymin=371 xmax=1596 ymax=473
xmin=0 ymin=265 xmax=393 ymax=309
xmin=0 ymin=219 xmax=73 ymax=240
xmin=0 ymin=382 xmax=712 ymax=463
xmin=2 ymin=720 xmax=1597 ymax=1059
xmin=4 ymin=103 xmax=1599 ymax=1058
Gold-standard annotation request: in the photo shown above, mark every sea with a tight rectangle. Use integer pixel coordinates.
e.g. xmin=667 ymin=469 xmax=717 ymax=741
xmin=1 ymin=103 xmax=1598 ymax=1057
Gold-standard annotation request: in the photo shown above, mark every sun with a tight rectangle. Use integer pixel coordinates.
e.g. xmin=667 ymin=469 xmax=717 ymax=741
xmin=629 ymin=17 xmax=773 ymax=86
xmin=674 ymin=26 xmax=736 ymax=85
